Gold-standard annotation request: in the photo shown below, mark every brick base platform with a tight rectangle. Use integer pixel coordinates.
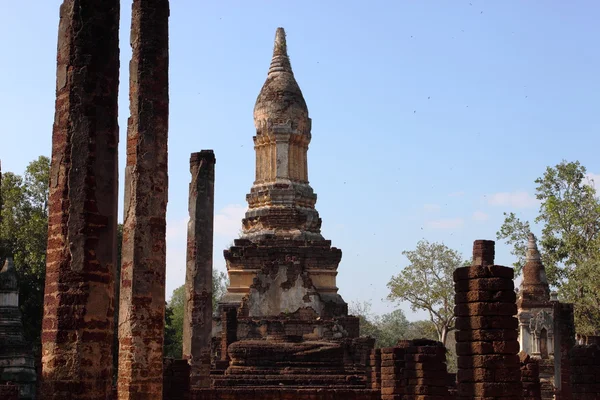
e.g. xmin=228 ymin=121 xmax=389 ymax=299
xmin=190 ymin=388 xmax=380 ymax=400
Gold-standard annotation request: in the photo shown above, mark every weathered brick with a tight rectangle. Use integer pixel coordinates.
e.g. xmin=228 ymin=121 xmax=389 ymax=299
xmin=117 ymin=1 xmax=170 ymax=399
xmin=41 ymin=1 xmax=119 ymax=399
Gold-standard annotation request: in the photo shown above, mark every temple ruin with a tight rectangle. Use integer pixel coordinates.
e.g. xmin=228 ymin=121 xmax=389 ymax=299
xmin=517 ymin=233 xmax=575 ymax=399
xmin=1 ymin=1 xmax=599 ymax=399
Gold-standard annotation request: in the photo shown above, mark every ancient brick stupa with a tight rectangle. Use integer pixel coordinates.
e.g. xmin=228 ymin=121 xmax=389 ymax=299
xmin=516 ymin=233 xmax=574 ymax=399
xmin=215 ymin=27 xmax=367 ymax=388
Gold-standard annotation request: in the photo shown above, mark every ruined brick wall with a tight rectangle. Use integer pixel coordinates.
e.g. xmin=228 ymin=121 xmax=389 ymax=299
xmin=520 ymin=352 xmax=542 ymax=400
xmin=0 ymin=383 xmax=19 ymax=400
xmin=117 ymin=0 xmax=169 ymax=398
xmin=570 ymin=344 xmax=600 ymax=400
xmin=454 ymin=240 xmax=523 ymax=399
xmin=189 ymin=389 xmax=380 ymax=400
xmin=378 ymin=339 xmax=451 ymax=400
xmin=41 ymin=1 xmax=119 ymax=398
xmin=366 ymin=348 xmax=381 ymax=390
xmin=163 ymin=359 xmax=190 ymax=400
xmin=403 ymin=339 xmax=451 ymax=399
xmin=380 ymin=344 xmax=408 ymax=400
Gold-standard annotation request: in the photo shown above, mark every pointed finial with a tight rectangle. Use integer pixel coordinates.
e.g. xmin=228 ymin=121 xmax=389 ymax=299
xmin=268 ymin=27 xmax=292 ymax=75
xmin=1 ymin=257 xmax=14 ymax=273
xmin=0 ymin=257 xmax=18 ymax=290
xmin=274 ymin=27 xmax=287 ymax=57
xmin=526 ymin=232 xmax=541 ymax=261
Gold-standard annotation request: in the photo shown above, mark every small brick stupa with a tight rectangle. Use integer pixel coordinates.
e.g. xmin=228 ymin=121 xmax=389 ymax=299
xmin=516 ymin=233 xmax=575 ymax=399
xmin=0 ymin=257 xmax=37 ymax=398
xmin=214 ymin=27 xmax=367 ymax=388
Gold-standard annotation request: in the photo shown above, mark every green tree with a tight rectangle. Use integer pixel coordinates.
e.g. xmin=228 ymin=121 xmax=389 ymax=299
xmin=349 ymin=300 xmax=384 ymax=344
xmin=0 ymin=156 xmax=50 ymax=353
xmin=163 ymin=270 xmax=230 ymax=358
xmin=164 ymin=285 xmax=185 ymax=358
xmin=213 ymin=270 xmax=229 ymax=311
xmin=387 ymin=240 xmax=462 ymax=345
xmin=497 ymin=160 xmax=600 ymax=334
xmin=404 ymin=320 xmax=438 ymax=340
xmin=350 ymin=301 xmax=413 ymax=348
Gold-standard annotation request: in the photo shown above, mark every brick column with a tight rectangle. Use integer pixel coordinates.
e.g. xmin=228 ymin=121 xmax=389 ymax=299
xmin=41 ymin=1 xmax=119 ymax=399
xmin=117 ymin=0 xmax=169 ymax=398
xmin=555 ymin=303 xmax=575 ymax=400
xmin=183 ymin=150 xmax=216 ymax=388
xmin=454 ymin=240 xmax=523 ymax=399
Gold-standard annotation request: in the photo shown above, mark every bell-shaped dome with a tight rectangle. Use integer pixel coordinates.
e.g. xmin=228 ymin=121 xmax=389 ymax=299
xmin=253 ymin=28 xmax=310 ymax=134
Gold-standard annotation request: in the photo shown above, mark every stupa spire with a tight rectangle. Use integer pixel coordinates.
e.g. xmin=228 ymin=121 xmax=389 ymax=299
xmin=519 ymin=232 xmax=550 ymax=304
xmin=268 ymin=27 xmax=292 ymax=75
xmin=526 ymin=232 xmax=542 ymax=262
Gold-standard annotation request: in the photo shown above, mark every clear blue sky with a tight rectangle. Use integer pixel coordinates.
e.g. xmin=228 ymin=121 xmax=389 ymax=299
xmin=1 ymin=1 xmax=598 ymax=319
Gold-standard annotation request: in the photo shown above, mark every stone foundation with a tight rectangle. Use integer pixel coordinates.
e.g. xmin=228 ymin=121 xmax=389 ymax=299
xmin=190 ymin=388 xmax=380 ymax=400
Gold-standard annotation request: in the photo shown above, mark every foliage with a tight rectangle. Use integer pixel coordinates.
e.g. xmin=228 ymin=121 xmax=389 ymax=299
xmin=0 ymin=156 xmax=50 ymax=353
xmin=386 ymin=240 xmax=462 ymax=345
xmin=164 ymin=285 xmax=185 ymax=358
xmin=350 ymin=301 xmax=457 ymax=372
xmin=213 ymin=270 xmax=229 ymax=309
xmin=164 ymin=270 xmax=230 ymax=358
xmin=496 ymin=160 xmax=600 ymax=334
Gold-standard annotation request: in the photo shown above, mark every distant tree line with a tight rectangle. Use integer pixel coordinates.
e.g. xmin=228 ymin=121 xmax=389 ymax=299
xmin=2 ymin=156 xmax=599 ymax=371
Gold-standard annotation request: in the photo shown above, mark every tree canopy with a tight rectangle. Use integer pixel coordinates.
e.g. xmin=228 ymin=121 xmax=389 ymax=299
xmin=497 ymin=160 xmax=600 ymax=335
xmin=0 ymin=156 xmax=50 ymax=351
xmin=386 ymin=240 xmax=462 ymax=345
xmin=164 ymin=271 xmax=230 ymax=358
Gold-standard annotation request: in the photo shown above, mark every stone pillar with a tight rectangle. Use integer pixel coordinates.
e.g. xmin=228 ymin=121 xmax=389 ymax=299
xmin=41 ymin=1 xmax=119 ymax=398
xmin=117 ymin=0 xmax=169 ymax=398
xmin=555 ymin=303 xmax=575 ymax=400
xmin=220 ymin=307 xmax=238 ymax=362
xmin=183 ymin=150 xmax=216 ymax=388
xmin=454 ymin=240 xmax=523 ymax=399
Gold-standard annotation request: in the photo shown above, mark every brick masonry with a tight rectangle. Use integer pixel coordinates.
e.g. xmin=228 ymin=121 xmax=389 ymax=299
xmin=189 ymin=389 xmax=380 ymax=400
xmin=366 ymin=348 xmax=381 ymax=390
xmin=555 ymin=303 xmax=575 ymax=400
xmin=0 ymin=383 xmax=19 ymax=400
xmin=117 ymin=0 xmax=170 ymax=399
xmin=40 ymin=1 xmax=119 ymax=399
xmin=163 ymin=359 xmax=190 ymax=400
xmin=570 ymin=344 xmax=600 ymax=400
xmin=454 ymin=240 xmax=523 ymax=400
xmin=183 ymin=151 xmax=216 ymax=388
xmin=520 ymin=351 xmax=542 ymax=400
